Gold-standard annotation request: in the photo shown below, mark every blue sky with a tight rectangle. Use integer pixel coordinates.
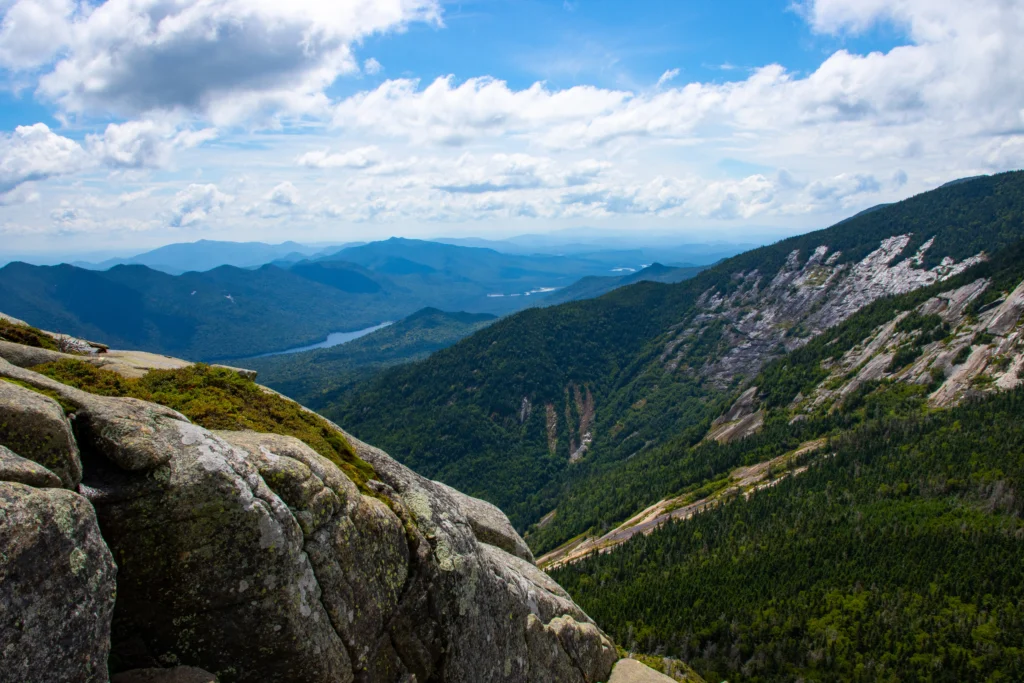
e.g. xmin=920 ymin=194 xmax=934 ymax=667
xmin=354 ymin=0 xmax=902 ymax=93
xmin=1 ymin=0 xmax=1022 ymax=258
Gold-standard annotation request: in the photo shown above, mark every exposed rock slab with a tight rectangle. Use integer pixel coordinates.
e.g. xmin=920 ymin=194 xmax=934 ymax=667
xmin=0 ymin=379 xmax=81 ymax=488
xmin=609 ymin=658 xmax=679 ymax=682
xmin=707 ymin=409 xmax=764 ymax=444
xmin=0 ymin=482 xmax=117 ymax=683
xmin=0 ymin=339 xmax=77 ymax=368
xmin=87 ymin=350 xmax=192 ymax=379
xmin=987 ymin=279 xmax=1024 ymax=335
xmin=0 ymin=444 xmax=63 ymax=488
xmin=669 ymin=236 xmax=985 ymax=389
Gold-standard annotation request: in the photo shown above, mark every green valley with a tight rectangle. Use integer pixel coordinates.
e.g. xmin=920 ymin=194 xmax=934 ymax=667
xmin=240 ymin=307 xmax=497 ymax=409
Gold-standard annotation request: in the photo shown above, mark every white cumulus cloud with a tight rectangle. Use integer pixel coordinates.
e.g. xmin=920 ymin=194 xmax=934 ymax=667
xmin=0 ymin=123 xmax=89 ymax=198
xmin=297 ymin=145 xmax=384 ymax=169
xmin=87 ymin=120 xmax=218 ymax=169
xmin=0 ymin=0 xmax=75 ymax=69
xmin=29 ymin=0 xmax=441 ymax=123
xmin=169 ymin=183 xmax=233 ymax=227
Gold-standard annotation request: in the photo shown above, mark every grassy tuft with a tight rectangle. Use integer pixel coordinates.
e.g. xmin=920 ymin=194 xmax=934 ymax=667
xmin=31 ymin=359 xmax=377 ymax=491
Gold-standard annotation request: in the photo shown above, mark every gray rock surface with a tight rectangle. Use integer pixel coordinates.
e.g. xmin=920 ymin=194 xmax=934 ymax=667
xmin=437 ymin=480 xmax=535 ymax=562
xmin=342 ymin=431 xmax=618 ymax=683
xmin=73 ymin=396 xmax=192 ymax=471
xmin=987 ymin=279 xmax=1024 ymax=335
xmin=87 ymin=422 xmax=351 ymax=683
xmin=0 ymin=482 xmax=117 ymax=683
xmin=0 ymin=444 xmax=63 ymax=488
xmin=609 ymin=658 xmax=678 ymax=682
xmin=666 ymin=236 xmax=985 ymax=389
xmin=111 ymin=667 xmax=219 ymax=683
xmin=0 ymin=339 xmax=76 ymax=367
xmin=0 ymin=379 xmax=81 ymax=488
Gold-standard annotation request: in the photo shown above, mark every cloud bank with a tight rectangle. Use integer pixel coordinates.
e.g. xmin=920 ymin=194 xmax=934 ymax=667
xmin=0 ymin=0 xmax=1022 ymax=245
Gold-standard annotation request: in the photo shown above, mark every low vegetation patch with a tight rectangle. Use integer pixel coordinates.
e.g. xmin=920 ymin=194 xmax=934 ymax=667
xmin=0 ymin=318 xmax=60 ymax=351
xmin=1 ymin=377 xmax=76 ymax=413
xmin=31 ymin=359 xmax=376 ymax=490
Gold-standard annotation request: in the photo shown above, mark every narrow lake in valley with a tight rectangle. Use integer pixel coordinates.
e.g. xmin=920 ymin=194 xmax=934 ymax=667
xmin=250 ymin=321 xmax=393 ymax=358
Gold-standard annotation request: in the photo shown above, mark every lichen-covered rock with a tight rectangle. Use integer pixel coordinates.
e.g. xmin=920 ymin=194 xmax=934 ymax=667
xmin=0 ymin=379 xmax=81 ymax=488
xmin=0 ymin=356 xmax=189 ymax=472
xmin=85 ymin=422 xmax=351 ymax=683
xmin=342 ymin=431 xmax=618 ymax=683
xmin=111 ymin=667 xmax=219 ymax=683
xmin=94 ymin=418 xmax=614 ymax=683
xmin=73 ymin=397 xmax=191 ymax=472
xmin=437 ymin=480 xmax=535 ymax=562
xmin=0 ymin=443 xmax=64 ymax=488
xmin=0 ymin=482 xmax=117 ymax=683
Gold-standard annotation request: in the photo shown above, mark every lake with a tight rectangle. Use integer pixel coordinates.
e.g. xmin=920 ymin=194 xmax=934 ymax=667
xmin=251 ymin=322 xmax=394 ymax=358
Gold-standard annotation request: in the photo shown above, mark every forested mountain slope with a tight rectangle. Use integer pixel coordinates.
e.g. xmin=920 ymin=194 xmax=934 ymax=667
xmin=331 ymin=172 xmax=1024 ymax=550
xmin=0 ymin=262 xmax=409 ymax=360
xmin=547 ymin=248 xmax=1024 ymax=679
xmin=538 ymin=238 xmax=1024 ymax=569
xmin=552 ymin=388 xmax=1024 ymax=682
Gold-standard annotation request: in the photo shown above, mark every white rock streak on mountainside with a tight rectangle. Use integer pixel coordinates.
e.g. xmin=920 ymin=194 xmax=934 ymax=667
xmin=664 ymin=235 xmax=985 ymax=388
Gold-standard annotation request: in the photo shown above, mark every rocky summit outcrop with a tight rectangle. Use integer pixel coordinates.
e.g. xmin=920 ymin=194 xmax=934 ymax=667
xmin=0 ymin=335 xmax=616 ymax=683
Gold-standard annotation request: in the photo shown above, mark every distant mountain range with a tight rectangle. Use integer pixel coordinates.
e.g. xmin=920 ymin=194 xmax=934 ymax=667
xmin=436 ymin=235 xmax=749 ymax=265
xmin=541 ymin=262 xmax=708 ymax=306
xmin=72 ymin=239 xmax=357 ymax=275
xmin=0 ymin=236 xmax=696 ymax=360
xmin=45 ymin=234 xmax=749 ymax=275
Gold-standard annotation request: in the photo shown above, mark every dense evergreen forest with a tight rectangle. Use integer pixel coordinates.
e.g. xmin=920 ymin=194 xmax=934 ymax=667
xmin=333 ymin=172 xmax=1024 ymax=552
xmin=551 ymin=389 xmax=1024 ymax=682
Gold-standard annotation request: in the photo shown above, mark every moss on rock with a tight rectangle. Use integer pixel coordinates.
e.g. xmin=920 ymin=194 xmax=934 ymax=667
xmin=31 ymin=359 xmax=376 ymax=491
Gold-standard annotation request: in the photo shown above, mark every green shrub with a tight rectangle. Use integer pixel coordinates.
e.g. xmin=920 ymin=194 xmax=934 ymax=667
xmin=953 ymin=345 xmax=972 ymax=365
xmin=889 ymin=344 xmax=924 ymax=372
xmin=0 ymin=318 xmax=59 ymax=350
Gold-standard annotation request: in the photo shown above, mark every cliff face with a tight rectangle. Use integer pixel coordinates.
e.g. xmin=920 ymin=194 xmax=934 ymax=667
xmin=0 ymin=326 xmax=616 ymax=683
xmin=666 ymin=235 xmax=984 ymax=390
